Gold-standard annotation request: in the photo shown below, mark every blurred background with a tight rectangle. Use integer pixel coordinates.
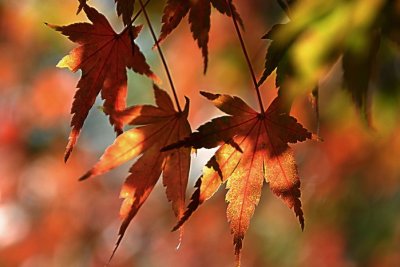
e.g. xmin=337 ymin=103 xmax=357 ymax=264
xmin=0 ymin=0 xmax=399 ymax=266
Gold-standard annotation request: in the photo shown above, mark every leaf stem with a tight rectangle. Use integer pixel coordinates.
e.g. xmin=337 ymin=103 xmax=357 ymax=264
xmin=138 ymin=0 xmax=182 ymax=113
xmin=310 ymin=86 xmax=320 ymax=136
xmin=226 ymin=0 xmax=265 ymax=114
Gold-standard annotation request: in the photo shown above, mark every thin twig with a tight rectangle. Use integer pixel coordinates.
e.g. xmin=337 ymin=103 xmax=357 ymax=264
xmin=138 ymin=0 xmax=182 ymax=112
xmin=226 ymin=0 xmax=265 ymax=114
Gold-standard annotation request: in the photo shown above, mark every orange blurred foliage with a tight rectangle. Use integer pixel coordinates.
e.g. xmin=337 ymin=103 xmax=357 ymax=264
xmin=0 ymin=1 xmax=399 ymax=267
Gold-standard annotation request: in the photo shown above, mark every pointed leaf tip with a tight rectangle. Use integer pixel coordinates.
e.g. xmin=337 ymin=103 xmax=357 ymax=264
xmin=234 ymin=238 xmax=243 ymax=267
xmin=76 ymin=0 xmax=87 ymax=15
xmin=78 ymin=171 xmax=92 ymax=181
xmin=183 ymin=96 xmax=190 ymax=116
xmin=64 ymin=142 xmax=74 ymax=163
xmin=296 ymin=205 xmax=305 ymax=231
xmin=64 ymin=128 xmax=79 ymax=162
xmin=107 ymin=233 xmax=124 ymax=266
xmin=44 ymin=22 xmax=56 ymax=29
xmin=64 ymin=149 xmax=72 ymax=163
xmin=200 ymin=91 xmax=218 ymax=100
xmin=171 ymin=183 xmax=199 ymax=231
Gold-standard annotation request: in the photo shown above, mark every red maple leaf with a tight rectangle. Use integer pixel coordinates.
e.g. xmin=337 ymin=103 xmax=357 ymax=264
xmin=115 ymin=0 xmax=135 ymax=25
xmin=47 ymin=4 xmax=157 ymax=161
xmin=76 ymin=0 xmax=88 ymax=14
xmin=164 ymin=91 xmax=315 ymax=265
xmin=80 ymin=84 xmax=191 ymax=258
xmin=158 ymin=0 xmax=243 ymax=73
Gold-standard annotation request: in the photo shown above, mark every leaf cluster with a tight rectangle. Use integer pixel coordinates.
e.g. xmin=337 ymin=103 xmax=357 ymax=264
xmin=48 ymin=0 xmax=399 ymax=266
xmin=259 ymin=0 xmax=400 ymax=123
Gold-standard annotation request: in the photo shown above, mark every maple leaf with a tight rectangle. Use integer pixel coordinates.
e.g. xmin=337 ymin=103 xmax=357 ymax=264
xmin=259 ymin=1 xmax=399 ymax=123
xmin=258 ymin=22 xmax=304 ymax=87
xmin=342 ymin=28 xmax=380 ymax=123
xmin=47 ymin=4 xmax=157 ymax=161
xmin=381 ymin=0 xmax=400 ymax=46
xmin=164 ymin=92 xmax=314 ymax=264
xmin=80 ymin=84 xmax=191 ymax=257
xmin=115 ymin=0 xmax=135 ymax=25
xmin=76 ymin=0 xmax=88 ymax=14
xmin=158 ymin=0 xmax=243 ymax=73
xmin=276 ymin=0 xmax=296 ymax=18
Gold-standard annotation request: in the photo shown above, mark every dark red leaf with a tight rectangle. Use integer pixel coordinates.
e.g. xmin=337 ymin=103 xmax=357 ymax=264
xmin=47 ymin=5 xmax=157 ymax=161
xmin=159 ymin=0 xmax=243 ymax=73
xmin=115 ymin=0 xmax=135 ymax=25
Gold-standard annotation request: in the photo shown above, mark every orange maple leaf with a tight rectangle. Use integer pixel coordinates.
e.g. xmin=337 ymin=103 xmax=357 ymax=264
xmin=80 ymin=84 xmax=191 ymax=257
xmin=47 ymin=4 xmax=157 ymax=161
xmin=158 ymin=0 xmax=243 ymax=73
xmin=164 ymin=91 xmax=314 ymax=265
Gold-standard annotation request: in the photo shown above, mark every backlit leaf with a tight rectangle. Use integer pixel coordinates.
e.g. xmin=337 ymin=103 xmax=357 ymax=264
xmin=342 ymin=28 xmax=380 ymax=123
xmin=47 ymin=4 xmax=157 ymax=161
xmin=80 ymin=85 xmax=191 ymax=259
xmin=165 ymin=92 xmax=314 ymax=265
xmin=115 ymin=0 xmax=135 ymax=25
xmin=76 ymin=0 xmax=88 ymax=14
xmin=159 ymin=0 xmax=243 ymax=73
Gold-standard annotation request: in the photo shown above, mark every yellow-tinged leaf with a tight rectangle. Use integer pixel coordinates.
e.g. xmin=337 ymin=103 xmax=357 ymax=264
xmin=166 ymin=91 xmax=314 ymax=265
xmin=80 ymin=85 xmax=192 ymax=261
